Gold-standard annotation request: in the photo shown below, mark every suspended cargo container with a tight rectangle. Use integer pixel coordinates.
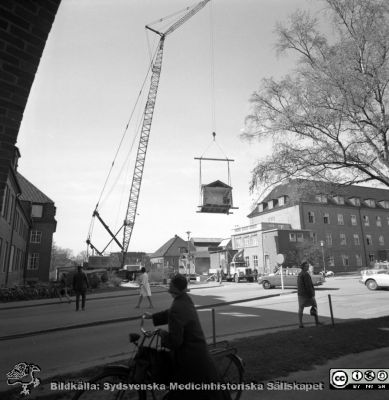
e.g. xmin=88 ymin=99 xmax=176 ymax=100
xmin=198 ymin=180 xmax=237 ymax=214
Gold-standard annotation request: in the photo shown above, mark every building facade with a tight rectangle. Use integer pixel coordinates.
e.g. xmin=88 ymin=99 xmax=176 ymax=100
xmin=239 ymin=180 xmax=389 ymax=272
xmin=0 ymin=152 xmax=30 ymax=287
xmin=17 ymin=172 xmax=57 ymax=283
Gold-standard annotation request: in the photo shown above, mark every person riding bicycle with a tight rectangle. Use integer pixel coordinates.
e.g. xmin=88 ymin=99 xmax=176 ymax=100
xmin=144 ymin=274 xmax=230 ymax=400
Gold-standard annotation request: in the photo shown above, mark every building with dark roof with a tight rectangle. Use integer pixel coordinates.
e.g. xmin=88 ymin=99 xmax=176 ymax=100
xmin=0 ymin=151 xmax=57 ymax=286
xmin=234 ymin=180 xmax=389 ymax=273
xmin=16 ymin=172 xmax=57 ymax=283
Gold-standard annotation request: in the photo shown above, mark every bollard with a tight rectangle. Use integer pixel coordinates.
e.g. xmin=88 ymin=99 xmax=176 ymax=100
xmin=328 ymin=294 xmax=335 ymax=326
xmin=212 ymin=308 xmax=216 ymax=345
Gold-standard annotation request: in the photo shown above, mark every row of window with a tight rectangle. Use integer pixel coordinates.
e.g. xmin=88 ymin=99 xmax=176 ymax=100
xmin=1 ymin=185 xmax=15 ymax=224
xmin=234 ymin=234 xmax=259 ymax=248
xmin=245 ymin=252 xmax=376 ymax=269
xmin=0 ymin=236 xmax=41 ymax=274
xmin=314 ymin=194 xmax=388 ymax=209
xmin=308 ymin=211 xmax=389 ymax=227
xmin=290 ymin=232 xmax=385 ymax=246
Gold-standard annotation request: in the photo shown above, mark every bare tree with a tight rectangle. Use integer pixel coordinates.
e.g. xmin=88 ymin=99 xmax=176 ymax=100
xmin=243 ymin=0 xmax=389 ymax=194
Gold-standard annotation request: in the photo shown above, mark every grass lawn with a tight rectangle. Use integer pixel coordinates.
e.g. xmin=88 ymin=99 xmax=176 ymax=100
xmin=3 ymin=316 xmax=389 ymax=399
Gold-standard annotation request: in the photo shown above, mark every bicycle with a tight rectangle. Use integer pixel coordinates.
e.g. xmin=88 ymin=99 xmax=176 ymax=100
xmin=72 ymin=316 xmax=244 ymax=400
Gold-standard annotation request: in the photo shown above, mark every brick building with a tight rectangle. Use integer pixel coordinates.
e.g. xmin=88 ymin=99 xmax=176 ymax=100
xmin=0 ymin=1 xmax=62 ymax=250
xmin=235 ymin=180 xmax=389 ymax=273
xmin=17 ymin=172 xmax=57 ymax=283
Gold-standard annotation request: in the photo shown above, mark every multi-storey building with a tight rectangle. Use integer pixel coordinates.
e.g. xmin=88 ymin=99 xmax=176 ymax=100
xmin=17 ymin=172 xmax=57 ymax=283
xmin=0 ymin=150 xmax=30 ymax=287
xmin=236 ymin=180 xmax=389 ymax=273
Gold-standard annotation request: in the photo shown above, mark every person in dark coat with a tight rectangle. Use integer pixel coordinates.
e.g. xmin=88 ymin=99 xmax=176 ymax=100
xmin=297 ymin=261 xmax=322 ymax=328
xmin=72 ymin=266 xmax=89 ymax=311
xmin=144 ymin=274 xmax=230 ymax=400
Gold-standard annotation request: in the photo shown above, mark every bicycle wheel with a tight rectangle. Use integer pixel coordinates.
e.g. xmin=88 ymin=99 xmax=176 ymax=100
xmin=72 ymin=366 xmax=144 ymax=400
xmin=218 ymin=353 xmax=244 ymax=400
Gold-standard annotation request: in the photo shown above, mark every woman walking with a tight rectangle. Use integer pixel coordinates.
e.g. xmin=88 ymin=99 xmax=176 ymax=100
xmin=135 ymin=267 xmax=153 ymax=308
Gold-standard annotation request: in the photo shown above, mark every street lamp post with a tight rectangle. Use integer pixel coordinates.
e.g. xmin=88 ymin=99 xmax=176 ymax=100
xmin=320 ymin=240 xmax=326 ymax=275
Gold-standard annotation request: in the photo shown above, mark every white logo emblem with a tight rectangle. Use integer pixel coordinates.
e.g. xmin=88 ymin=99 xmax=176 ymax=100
xmin=6 ymin=362 xmax=41 ymax=396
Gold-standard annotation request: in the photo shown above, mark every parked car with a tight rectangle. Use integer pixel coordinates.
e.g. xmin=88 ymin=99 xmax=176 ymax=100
xmin=360 ymin=266 xmax=389 ymax=290
xmin=258 ymin=267 xmax=325 ymax=289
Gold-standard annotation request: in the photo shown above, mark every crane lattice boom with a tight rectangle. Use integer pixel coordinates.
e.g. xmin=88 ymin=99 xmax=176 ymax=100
xmin=121 ymin=0 xmax=211 ymax=263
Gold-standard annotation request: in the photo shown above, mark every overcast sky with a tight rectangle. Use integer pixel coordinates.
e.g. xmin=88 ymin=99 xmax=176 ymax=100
xmin=17 ymin=0 xmax=323 ymax=256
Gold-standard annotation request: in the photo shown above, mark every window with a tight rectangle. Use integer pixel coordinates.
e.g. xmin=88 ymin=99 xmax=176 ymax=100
xmin=350 ymin=197 xmax=361 ymax=206
xmin=342 ymin=255 xmax=349 ymax=267
xmin=1 ymin=185 xmax=10 ymax=218
xmin=379 ymin=235 xmax=385 ymax=246
xmin=366 ymin=235 xmax=373 ymax=245
xmin=310 ymin=232 xmax=317 ymax=244
xmin=333 ymin=196 xmax=345 ymax=205
xmin=30 ymin=230 xmax=42 ymax=244
xmin=289 ymin=233 xmax=296 ymax=242
xmin=363 ymin=215 xmax=370 ymax=226
xmin=253 ymin=255 xmax=258 ymax=268
xmin=323 ymin=213 xmax=330 ymax=224
xmin=2 ymin=241 xmax=8 ymax=272
xmin=244 ymin=236 xmax=250 ymax=247
xmin=315 ymin=194 xmax=327 ymax=203
xmin=379 ymin=200 xmax=389 ymax=209
xmin=8 ymin=245 xmax=15 ymax=272
xmin=15 ymin=248 xmax=20 ymax=271
xmin=340 ymin=233 xmax=347 ymax=245
xmin=31 ymin=205 xmax=43 ymax=218
xmin=328 ymin=256 xmax=335 ymax=267
xmin=278 ymin=196 xmax=285 ymax=206
xmin=0 ymin=238 xmax=2 ymax=270
xmin=235 ymin=237 xmax=242 ymax=248
xmin=337 ymin=214 xmax=344 ymax=225
xmin=308 ymin=211 xmax=315 ymax=223
xmin=376 ymin=216 xmax=382 ymax=227
xmin=369 ymin=253 xmax=375 ymax=262
xmin=365 ymin=199 xmax=375 ymax=207
xmin=325 ymin=233 xmax=332 ymax=246
xmin=351 ymin=215 xmax=357 ymax=226
xmin=250 ymin=234 xmax=258 ymax=246
xmin=28 ymin=253 xmax=40 ymax=270
xmin=353 ymin=234 xmax=360 ymax=245
xmin=296 ymin=233 xmax=303 ymax=242
xmin=8 ymin=194 xmax=14 ymax=223
xmin=245 ymin=256 xmax=249 ymax=267
xmin=355 ymin=254 xmax=362 ymax=266
xmin=268 ymin=200 xmax=274 ymax=210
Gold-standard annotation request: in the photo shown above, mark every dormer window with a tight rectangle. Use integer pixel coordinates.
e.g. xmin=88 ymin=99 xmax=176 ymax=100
xmin=365 ymin=199 xmax=375 ymax=208
xmin=278 ymin=196 xmax=286 ymax=206
xmin=267 ymin=200 xmax=276 ymax=210
xmin=349 ymin=197 xmax=361 ymax=206
xmin=315 ymin=194 xmax=327 ymax=203
xmin=379 ymin=200 xmax=389 ymax=209
xmin=257 ymin=203 xmax=264 ymax=212
xmin=333 ymin=195 xmax=345 ymax=205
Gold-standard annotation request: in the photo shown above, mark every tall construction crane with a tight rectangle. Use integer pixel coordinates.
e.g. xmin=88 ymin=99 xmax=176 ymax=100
xmin=87 ymin=1 xmax=211 ymax=264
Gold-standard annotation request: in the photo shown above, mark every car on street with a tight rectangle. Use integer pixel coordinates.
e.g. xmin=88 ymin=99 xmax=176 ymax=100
xmin=258 ymin=267 xmax=325 ymax=289
xmin=359 ymin=265 xmax=389 ymax=290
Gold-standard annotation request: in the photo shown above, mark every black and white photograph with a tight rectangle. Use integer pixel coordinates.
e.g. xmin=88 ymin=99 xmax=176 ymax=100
xmin=1 ymin=0 xmax=388 ymax=399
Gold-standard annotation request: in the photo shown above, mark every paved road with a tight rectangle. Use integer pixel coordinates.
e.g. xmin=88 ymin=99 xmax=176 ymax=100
xmin=1 ymin=276 xmax=388 ymax=396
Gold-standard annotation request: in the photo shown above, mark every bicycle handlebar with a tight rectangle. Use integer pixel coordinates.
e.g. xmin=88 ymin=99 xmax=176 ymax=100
xmin=140 ymin=313 xmax=159 ymax=338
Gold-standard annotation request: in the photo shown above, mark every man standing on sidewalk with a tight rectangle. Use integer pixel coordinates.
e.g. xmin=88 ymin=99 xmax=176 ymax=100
xmin=297 ymin=261 xmax=321 ymax=328
xmin=72 ymin=266 xmax=89 ymax=311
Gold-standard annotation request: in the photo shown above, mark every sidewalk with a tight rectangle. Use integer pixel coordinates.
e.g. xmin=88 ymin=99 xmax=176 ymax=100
xmin=0 ymin=281 xmax=222 ymax=310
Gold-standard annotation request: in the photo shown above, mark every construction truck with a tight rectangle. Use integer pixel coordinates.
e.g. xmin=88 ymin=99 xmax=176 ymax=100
xmin=223 ymin=250 xmax=256 ymax=282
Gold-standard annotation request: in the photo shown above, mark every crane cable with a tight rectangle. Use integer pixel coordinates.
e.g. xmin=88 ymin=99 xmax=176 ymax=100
xmin=87 ymin=43 xmax=161 ymax=245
